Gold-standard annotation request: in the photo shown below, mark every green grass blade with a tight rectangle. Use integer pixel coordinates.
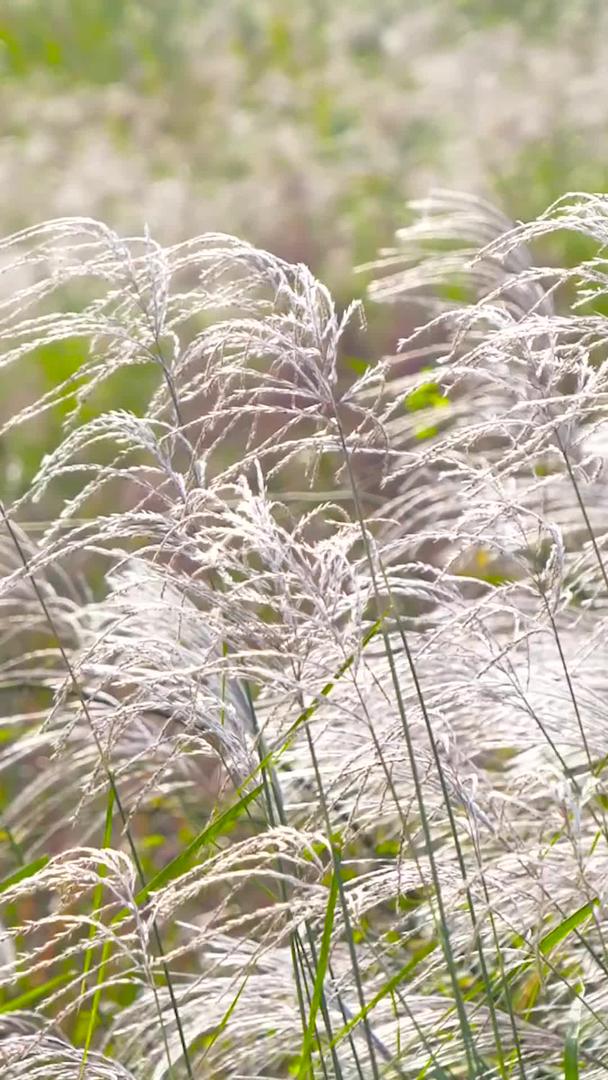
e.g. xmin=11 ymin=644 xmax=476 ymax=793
xmin=540 ymin=900 xmax=598 ymax=956
xmin=564 ymin=1034 xmax=579 ymax=1080
xmin=200 ymin=973 xmax=249 ymax=1060
xmin=298 ymin=866 xmax=339 ymax=1078
xmin=564 ymin=982 xmax=583 ymax=1080
xmin=78 ymin=787 xmax=116 ymax=1077
xmin=133 ymin=782 xmax=263 ymax=907
xmin=0 ymin=972 xmax=74 ymax=1013
xmin=328 ymin=938 xmax=438 ymax=1054
xmin=0 ymin=855 xmax=48 ymax=895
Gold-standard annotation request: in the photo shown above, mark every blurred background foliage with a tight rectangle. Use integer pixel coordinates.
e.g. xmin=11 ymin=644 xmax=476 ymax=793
xmin=0 ymin=0 xmax=607 ymax=500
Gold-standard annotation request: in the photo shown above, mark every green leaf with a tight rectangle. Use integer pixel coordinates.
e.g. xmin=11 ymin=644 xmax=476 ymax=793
xmin=540 ymin=899 xmax=598 ymax=956
xmin=200 ymin=974 xmax=249 ymax=1058
xmin=503 ymin=902 xmax=598 ymax=1007
xmin=345 ymin=355 xmax=371 ymax=376
xmin=404 ymin=381 xmax=449 ymax=413
xmin=403 ymin=379 xmax=450 ymax=442
xmin=0 ymin=855 xmax=48 ymax=896
xmin=78 ymin=788 xmax=115 ymax=1071
xmin=414 ymin=424 xmax=439 ymax=442
xmin=564 ymin=1032 xmax=579 ymax=1080
xmin=133 ymin=783 xmax=263 ymax=907
xmin=563 ymin=985 xmax=583 ymax=1080
xmin=0 ymin=971 xmax=74 ymax=1014
xmin=328 ymin=937 xmax=438 ymax=1053
xmin=298 ymin=865 xmax=339 ymax=1077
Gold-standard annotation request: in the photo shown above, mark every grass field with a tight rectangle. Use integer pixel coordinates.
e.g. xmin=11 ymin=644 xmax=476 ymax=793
xmin=1 ymin=4 xmax=608 ymax=1077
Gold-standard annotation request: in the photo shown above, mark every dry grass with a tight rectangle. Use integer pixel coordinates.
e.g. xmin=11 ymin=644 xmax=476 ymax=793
xmin=1 ymin=191 xmax=608 ymax=1076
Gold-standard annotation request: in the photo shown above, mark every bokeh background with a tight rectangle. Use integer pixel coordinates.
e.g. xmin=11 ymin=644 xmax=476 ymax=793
xmin=1 ymin=0 xmax=606 ymax=502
